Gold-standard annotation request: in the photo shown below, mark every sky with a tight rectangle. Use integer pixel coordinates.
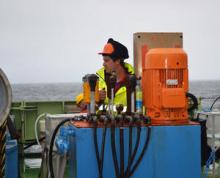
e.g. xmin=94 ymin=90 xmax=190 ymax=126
xmin=0 ymin=0 xmax=220 ymax=83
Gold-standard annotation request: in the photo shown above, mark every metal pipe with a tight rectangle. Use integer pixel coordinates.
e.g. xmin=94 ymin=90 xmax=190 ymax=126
xmin=135 ymin=77 xmax=142 ymax=114
xmin=129 ymin=75 xmax=137 ymax=113
xmin=90 ymin=92 xmax=96 ymax=114
xmin=109 ymin=73 xmax=116 ymax=119
xmin=111 ymin=88 xmax=114 ymax=115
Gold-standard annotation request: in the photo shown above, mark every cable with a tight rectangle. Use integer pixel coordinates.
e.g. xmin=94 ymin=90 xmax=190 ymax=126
xmin=93 ymin=123 xmax=102 ymax=178
xmin=128 ymin=126 xmax=151 ymax=177
xmin=120 ymin=127 xmax=124 ymax=178
xmin=24 ymin=136 xmax=45 ymax=150
xmin=124 ymin=126 xmax=141 ymax=178
xmin=48 ymin=117 xmax=72 ymax=178
xmin=210 ymin=96 xmax=220 ymax=111
xmin=100 ymin=126 xmax=107 ymax=177
xmin=111 ymin=125 xmax=120 ymax=178
xmin=127 ymin=125 xmax=132 ymax=178
xmin=35 ymin=113 xmax=47 ymax=146
xmin=93 ymin=124 xmax=100 ymax=172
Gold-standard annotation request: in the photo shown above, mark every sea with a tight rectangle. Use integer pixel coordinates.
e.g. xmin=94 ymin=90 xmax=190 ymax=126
xmin=11 ymin=80 xmax=220 ymax=109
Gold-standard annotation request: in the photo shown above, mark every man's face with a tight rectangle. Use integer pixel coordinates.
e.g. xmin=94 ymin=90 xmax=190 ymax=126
xmin=102 ymin=56 xmax=116 ymax=73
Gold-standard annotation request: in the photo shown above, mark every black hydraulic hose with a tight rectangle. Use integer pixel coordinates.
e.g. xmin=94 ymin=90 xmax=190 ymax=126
xmin=24 ymin=136 xmax=45 ymax=150
xmin=93 ymin=125 xmax=102 ymax=178
xmin=93 ymin=122 xmax=107 ymax=178
xmin=124 ymin=126 xmax=141 ymax=178
xmin=127 ymin=125 xmax=132 ymax=177
xmin=120 ymin=127 xmax=124 ymax=178
xmin=49 ymin=118 xmax=72 ymax=178
xmin=100 ymin=126 xmax=107 ymax=177
xmin=210 ymin=96 xmax=220 ymax=111
xmin=111 ymin=126 xmax=120 ymax=178
xmin=128 ymin=126 xmax=151 ymax=177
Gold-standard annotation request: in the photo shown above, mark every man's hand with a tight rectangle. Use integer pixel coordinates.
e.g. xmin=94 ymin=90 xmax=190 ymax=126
xmin=99 ymin=88 xmax=106 ymax=101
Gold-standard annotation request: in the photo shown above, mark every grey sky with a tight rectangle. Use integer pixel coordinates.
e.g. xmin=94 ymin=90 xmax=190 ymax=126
xmin=0 ymin=0 xmax=220 ymax=83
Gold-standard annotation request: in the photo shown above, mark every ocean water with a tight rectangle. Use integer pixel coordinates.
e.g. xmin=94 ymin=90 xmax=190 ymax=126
xmin=189 ymin=80 xmax=220 ymax=109
xmin=11 ymin=80 xmax=220 ymax=109
xmin=11 ymin=82 xmax=82 ymax=102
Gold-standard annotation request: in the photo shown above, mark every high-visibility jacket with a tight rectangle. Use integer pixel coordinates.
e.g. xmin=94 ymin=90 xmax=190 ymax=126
xmin=96 ymin=62 xmax=134 ymax=106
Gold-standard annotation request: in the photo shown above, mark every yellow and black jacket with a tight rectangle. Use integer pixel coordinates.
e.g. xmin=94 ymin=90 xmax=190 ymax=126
xmin=96 ymin=62 xmax=134 ymax=106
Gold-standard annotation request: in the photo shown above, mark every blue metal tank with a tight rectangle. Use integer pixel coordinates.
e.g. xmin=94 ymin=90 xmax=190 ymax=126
xmin=68 ymin=123 xmax=201 ymax=178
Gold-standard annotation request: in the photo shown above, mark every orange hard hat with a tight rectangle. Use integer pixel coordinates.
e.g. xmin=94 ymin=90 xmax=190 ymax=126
xmin=98 ymin=43 xmax=114 ymax=55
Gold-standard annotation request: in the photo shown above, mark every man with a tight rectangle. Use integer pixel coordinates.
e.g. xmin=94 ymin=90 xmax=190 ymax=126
xmin=96 ymin=38 xmax=134 ymax=107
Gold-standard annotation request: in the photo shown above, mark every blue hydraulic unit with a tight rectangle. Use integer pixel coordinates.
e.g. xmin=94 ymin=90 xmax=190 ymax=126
xmin=51 ymin=116 xmax=200 ymax=178
xmin=65 ymin=121 xmax=200 ymax=178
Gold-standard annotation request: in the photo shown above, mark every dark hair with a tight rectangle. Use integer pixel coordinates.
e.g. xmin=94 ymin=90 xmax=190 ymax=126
xmin=119 ymin=60 xmax=132 ymax=75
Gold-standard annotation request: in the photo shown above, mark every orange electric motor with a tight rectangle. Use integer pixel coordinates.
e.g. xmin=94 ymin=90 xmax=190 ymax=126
xmin=142 ymin=48 xmax=188 ymax=124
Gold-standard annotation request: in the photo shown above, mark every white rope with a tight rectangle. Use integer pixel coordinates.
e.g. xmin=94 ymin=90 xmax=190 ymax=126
xmin=34 ymin=113 xmax=47 ymax=146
